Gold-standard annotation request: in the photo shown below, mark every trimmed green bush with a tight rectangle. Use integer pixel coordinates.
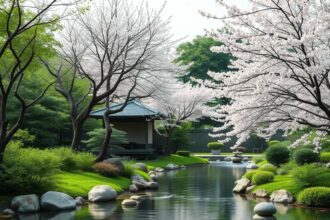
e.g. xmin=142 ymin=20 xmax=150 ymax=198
xmin=291 ymin=164 xmax=330 ymax=188
xmin=176 ymin=151 xmax=190 ymax=157
xmin=259 ymin=163 xmax=277 ymax=174
xmin=268 ymin=140 xmax=281 ymax=146
xmin=297 ymin=187 xmax=330 ymax=207
xmin=320 ymin=152 xmax=330 ymax=163
xmin=244 ymin=170 xmax=259 ymax=180
xmin=252 ymin=171 xmax=274 ymax=185
xmin=293 ymin=148 xmax=319 ymax=165
xmin=265 ymin=145 xmax=290 ymax=166
xmin=207 ymin=142 xmax=224 ymax=150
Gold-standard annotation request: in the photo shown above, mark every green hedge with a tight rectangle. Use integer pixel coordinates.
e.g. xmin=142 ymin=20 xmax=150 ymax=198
xmin=320 ymin=152 xmax=330 ymax=163
xmin=176 ymin=151 xmax=190 ymax=157
xmin=265 ymin=145 xmax=290 ymax=166
xmin=297 ymin=187 xmax=330 ymax=207
xmin=244 ymin=170 xmax=259 ymax=180
xmin=207 ymin=142 xmax=224 ymax=150
xmin=259 ymin=164 xmax=277 ymax=174
xmin=252 ymin=171 xmax=274 ymax=185
xmin=293 ymin=148 xmax=319 ymax=165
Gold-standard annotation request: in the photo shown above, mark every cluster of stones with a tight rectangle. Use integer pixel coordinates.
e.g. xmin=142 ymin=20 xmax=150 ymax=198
xmin=233 ymin=163 xmax=295 ymax=208
xmin=1 ymin=159 xmax=187 ymax=216
xmin=253 ymin=202 xmax=277 ymax=220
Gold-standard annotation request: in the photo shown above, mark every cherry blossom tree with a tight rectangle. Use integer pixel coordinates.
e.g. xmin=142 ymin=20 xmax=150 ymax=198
xmin=201 ymin=0 xmax=330 ymax=148
xmin=149 ymin=79 xmax=212 ymax=154
xmin=44 ymin=0 xmax=175 ymax=161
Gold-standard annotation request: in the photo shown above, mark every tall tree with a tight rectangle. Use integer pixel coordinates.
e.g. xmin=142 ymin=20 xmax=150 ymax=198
xmin=150 ymin=81 xmax=212 ymax=154
xmin=174 ymin=35 xmax=234 ymax=84
xmin=201 ymin=0 xmax=330 ymax=148
xmin=44 ymin=0 xmax=175 ymax=161
xmin=0 ymin=0 xmax=70 ymax=162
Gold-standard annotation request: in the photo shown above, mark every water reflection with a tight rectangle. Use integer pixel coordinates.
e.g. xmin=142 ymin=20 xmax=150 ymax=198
xmin=8 ymin=162 xmax=330 ymax=220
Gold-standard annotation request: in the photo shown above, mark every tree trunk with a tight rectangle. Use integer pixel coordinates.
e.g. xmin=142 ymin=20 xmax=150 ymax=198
xmin=95 ymin=111 xmax=112 ymax=162
xmin=71 ymin=121 xmax=84 ymax=151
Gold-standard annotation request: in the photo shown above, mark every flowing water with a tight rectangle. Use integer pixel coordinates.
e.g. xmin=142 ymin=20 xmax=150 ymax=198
xmin=15 ymin=162 xmax=330 ymax=220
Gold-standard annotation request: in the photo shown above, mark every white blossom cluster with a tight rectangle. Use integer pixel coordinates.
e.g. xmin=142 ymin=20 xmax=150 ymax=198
xmin=204 ymin=0 xmax=330 ymax=147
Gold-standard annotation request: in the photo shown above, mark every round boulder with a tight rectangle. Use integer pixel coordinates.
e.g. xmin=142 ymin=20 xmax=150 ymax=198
xmin=11 ymin=194 xmax=39 ymax=213
xmin=133 ymin=163 xmax=148 ymax=173
xmin=254 ymin=189 xmax=268 ymax=198
xmin=270 ymin=189 xmax=294 ymax=203
xmin=41 ymin=191 xmax=76 ymax=211
xmin=254 ymin=202 xmax=276 ymax=216
xmin=88 ymin=185 xmax=117 ymax=202
xmin=147 ymin=181 xmax=159 ymax=190
xmin=103 ymin=158 xmax=125 ymax=174
xmin=166 ymin=163 xmax=176 ymax=170
xmin=121 ymin=199 xmax=138 ymax=208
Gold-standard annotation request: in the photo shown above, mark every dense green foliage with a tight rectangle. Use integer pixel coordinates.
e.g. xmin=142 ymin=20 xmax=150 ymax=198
xmin=207 ymin=141 xmax=224 ymax=150
xmin=259 ymin=164 xmax=277 ymax=174
xmin=291 ymin=164 xmax=330 ymax=189
xmin=0 ymin=143 xmax=61 ymax=193
xmin=0 ymin=143 xmax=94 ymax=194
xmin=320 ymin=152 xmax=330 ymax=163
xmin=172 ymin=122 xmax=193 ymax=151
xmin=83 ymin=127 xmax=129 ymax=153
xmin=265 ymin=145 xmax=290 ymax=166
xmin=176 ymin=151 xmax=191 ymax=157
xmin=174 ymin=36 xmax=234 ymax=83
xmin=244 ymin=170 xmax=259 ymax=180
xmin=297 ymin=187 xmax=330 ymax=207
xmin=252 ymin=155 xmax=265 ymax=164
xmin=252 ymin=171 xmax=274 ymax=185
xmin=293 ymin=148 xmax=319 ymax=165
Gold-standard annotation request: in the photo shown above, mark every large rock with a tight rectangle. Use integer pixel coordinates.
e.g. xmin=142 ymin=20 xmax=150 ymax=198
xmin=11 ymin=194 xmax=39 ymax=213
xmin=166 ymin=163 xmax=176 ymax=170
xmin=246 ymin=163 xmax=259 ymax=169
xmin=133 ymin=163 xmax=148 ymax=173
xmin=41 ymin=191 xmax=76 ymax=211
xmin=270 ymin=190 xmax=294 ymax=203
xmin=103 ymin=158 xmax=125 ymax=173
xmin=88 ymin=185 xmax=117 ymax=202
xmin=254 ymin=189 xmax=268 ymax=198
xmin=155 ymin=167 xmax=165 ymax=172
xmin=147 ymin=181 xmax=159 ymax=189
xmin=121 ymin=199 xmax=138 ymax=208
xmin=233 ymin=178 xmax=251 ymax=193
xmin=129 ymin=184 xmax=139 ymax=193
xmin=254 ymin=202 xmax=276 ymax=216
xmin=131 ymin=174 xmax=149 ymax=190
xmin=246 ymin=185 xmax=256 ymax=194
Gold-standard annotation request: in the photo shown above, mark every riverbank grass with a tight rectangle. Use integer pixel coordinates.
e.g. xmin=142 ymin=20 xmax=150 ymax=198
xmin=54 ymin=172 xmax=131 ymax=197
xmin=142 ymin=155 xmax=208 ymax=170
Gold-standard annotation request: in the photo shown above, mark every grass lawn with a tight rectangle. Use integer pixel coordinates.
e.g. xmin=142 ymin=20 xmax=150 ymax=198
xmin=141 ymin=155 xmax=208 ymax=170
xmin=54 ymin=171 xmax=131 ymax=197
xmin=253 ymin=171 xmax=330 ymax=197
xmin=253 ymin=175 xmax=300 ymax=196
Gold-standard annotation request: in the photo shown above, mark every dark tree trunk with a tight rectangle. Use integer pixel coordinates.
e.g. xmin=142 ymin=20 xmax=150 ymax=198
xmin=71 ymin=121 xmax=84 ymax=151
xmin=95 ymin=111 xmax=112 ymax=162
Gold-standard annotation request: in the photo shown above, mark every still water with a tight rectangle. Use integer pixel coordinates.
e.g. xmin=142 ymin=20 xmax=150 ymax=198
xmin=16 ymin=162 xmax=330 ymax=220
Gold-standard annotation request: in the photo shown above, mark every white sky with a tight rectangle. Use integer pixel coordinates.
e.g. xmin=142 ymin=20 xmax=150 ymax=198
xmin=146 ymin=0 xmax=250 ymax=42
